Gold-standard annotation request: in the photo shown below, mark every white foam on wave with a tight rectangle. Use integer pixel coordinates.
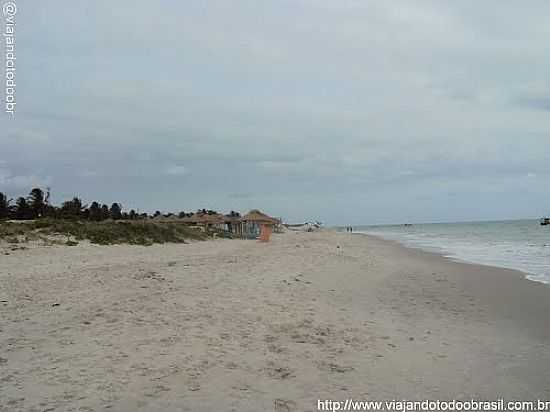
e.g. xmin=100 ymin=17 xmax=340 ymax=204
xmin=357 ymin=221 xmax=550 ymax=285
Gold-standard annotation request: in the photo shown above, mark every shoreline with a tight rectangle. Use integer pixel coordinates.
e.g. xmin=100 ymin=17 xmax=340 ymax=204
xmin=352 ymin=229 xmax=550 ymax=286
xmin=2 ymin=230 xmax=550 ymax=410
xmin=346 ymin=231 xmax=550 ymax=342
xmin=354 ymin=231 xmax=550 ymax=287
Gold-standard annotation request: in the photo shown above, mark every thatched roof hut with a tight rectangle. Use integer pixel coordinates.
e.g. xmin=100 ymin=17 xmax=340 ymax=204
xmin=152 ymin=215 xmax=182 ymax=223
xmin=240 ymin=209 xmax=279 ymax=225
xmin=182 ymin=213 xmax=225 ymax=225
xmin=239 ymin=209 xmax=279 ymax=241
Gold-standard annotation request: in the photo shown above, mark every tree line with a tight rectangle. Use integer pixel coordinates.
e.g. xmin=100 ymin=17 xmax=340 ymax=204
xmin=0 ymin=188 xmax=140 ymax=221
xmin=0 ymin=188 xmax=240 ymax=221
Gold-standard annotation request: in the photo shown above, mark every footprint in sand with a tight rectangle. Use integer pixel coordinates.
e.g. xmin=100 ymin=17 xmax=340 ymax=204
xmin=317 ymin=361 xmax=354 ymax=373
xmin=274 ymin=399 xmax=296 ymax=412
xmin=268 ymin=344 xmax=286 ymax=354
xmin=225 ymin=361 xmax=239 ymax=369
xmin=264 ymin=362 xmax=295 ymax=380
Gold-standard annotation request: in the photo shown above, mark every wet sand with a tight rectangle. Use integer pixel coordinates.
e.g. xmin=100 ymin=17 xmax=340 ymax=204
xmin=1 ymin=230 xmax=549 ymax=411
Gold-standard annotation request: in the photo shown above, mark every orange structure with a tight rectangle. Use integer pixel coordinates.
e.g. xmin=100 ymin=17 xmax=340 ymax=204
xmin=240 ymin=209 xmax=279 ymax=241
xmin=258 ymin=224 xmax=273 ymax=242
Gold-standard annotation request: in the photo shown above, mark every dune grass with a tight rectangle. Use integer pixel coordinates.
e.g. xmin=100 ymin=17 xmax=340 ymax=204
xmin=0 ymin=219 xmax=209 ymax=246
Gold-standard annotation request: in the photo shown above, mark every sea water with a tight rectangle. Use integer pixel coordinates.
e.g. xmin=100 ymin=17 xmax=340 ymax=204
xmin=354 ymin=220 xmax=550 ymax=284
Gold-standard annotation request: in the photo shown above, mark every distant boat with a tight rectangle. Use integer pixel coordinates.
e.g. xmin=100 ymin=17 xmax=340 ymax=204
xmin=285 ymin=222 xmax=323 ymax=232
xmin=541 ymin=217 xmax=550 ymax=226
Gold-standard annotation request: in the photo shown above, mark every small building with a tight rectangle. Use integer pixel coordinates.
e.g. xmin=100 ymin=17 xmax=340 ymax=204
xmin=240 ymin=209 xmax=280 ymax=240
xmin=223 ymin=213 xmax=243 ymax=237
xmin=151 ymin=214 xmax=183 ymax=224
xmin=181 ymin=213 xmax=226 ymax=230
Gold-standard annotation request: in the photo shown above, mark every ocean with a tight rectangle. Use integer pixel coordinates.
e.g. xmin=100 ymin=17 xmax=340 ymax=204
xmin=353 ymin=220 xmax=550 ymax=284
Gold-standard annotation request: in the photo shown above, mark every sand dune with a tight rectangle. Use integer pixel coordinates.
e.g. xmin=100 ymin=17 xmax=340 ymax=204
xmin=1 ymin=231 xmax=549 ymax=411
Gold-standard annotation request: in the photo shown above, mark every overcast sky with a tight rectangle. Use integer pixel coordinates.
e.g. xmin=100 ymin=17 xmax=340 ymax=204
xmin=2 ymin=0 xmax=549 ymax=225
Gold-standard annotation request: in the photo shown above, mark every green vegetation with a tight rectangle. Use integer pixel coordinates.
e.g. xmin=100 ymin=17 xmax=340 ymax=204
xmin=0 ymin=219 xmax=208 ymax=246
xmin=0 ymin=187 xmax=236 ymax=247
xmin=0 ymin=187 xmax=229 ymax=223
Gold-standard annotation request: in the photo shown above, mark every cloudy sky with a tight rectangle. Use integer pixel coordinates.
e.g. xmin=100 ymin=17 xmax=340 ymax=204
xmin=2 ymin=0 xmax=549 ymax=225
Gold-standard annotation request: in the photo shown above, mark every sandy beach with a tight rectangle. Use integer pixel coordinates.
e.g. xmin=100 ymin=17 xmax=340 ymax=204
xmin=1 ymin=230 xmax=550 ymax=411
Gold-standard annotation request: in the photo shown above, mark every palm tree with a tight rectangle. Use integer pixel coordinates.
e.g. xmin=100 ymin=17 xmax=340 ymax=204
xmin=89 ymin=202 xmax=102 ymax=221
xmin=101 ymin=204 xmax=110 ymax=220
xmin=0 ymin=192 xmax=11 ymax=219
xmin=41 ymin=187 xmax=58 ymax=218
xmin=110 ymin=203 xmax=122 ymax=220
xmin=15 ymin=197 xmax=31 ymax=220
xmin=61 ymin=197 xmax=84 ymax=218
xmin=28 ymin=188 xmax=45 ymax=218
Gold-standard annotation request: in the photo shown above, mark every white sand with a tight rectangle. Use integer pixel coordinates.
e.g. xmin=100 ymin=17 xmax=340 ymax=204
xmin=1 ymin=231 xmax=550 ymax=411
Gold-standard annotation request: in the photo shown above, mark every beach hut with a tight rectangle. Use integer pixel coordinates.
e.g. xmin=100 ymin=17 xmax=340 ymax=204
xmin=223 ymin=213 xmax=243 ymax=237
xmin=240 ymin=209 xmax=279 ymax=241
xmin=151 ymin=214 xmax=182 ymax=223
xmin=181 ymin=213 xmax=225 ymax=230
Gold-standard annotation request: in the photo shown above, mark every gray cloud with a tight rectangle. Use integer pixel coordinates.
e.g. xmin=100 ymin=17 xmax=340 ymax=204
xmin=1 ymin=0 xmax=550 ymax=224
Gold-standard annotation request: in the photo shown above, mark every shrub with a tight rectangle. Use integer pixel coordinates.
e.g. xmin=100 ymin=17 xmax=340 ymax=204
xmin=0 ymin=219 xmax=207 ymax=246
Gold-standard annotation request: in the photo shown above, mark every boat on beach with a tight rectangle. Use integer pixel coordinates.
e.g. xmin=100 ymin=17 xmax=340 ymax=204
xmin=541 ymin=217 xmax=550 ymax=226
